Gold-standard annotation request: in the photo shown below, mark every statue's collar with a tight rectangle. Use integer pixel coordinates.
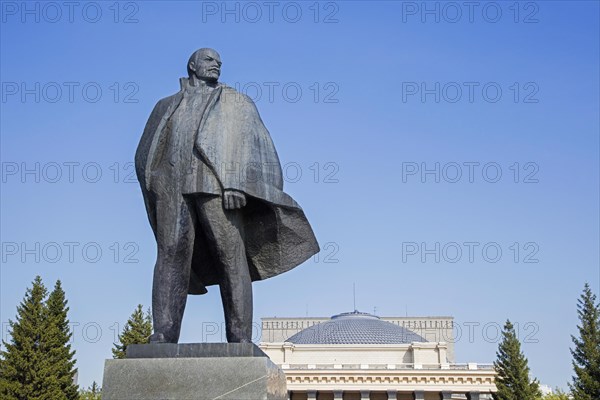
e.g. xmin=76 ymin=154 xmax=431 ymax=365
xmin=179 ymin=77 xmax=220 ymax=93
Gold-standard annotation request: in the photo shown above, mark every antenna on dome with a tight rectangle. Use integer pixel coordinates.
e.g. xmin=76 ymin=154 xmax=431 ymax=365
xmin=353 ymin=283 xmax=356 ymax=312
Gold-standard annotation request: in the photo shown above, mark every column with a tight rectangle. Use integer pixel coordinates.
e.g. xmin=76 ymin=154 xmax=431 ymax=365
xmin=467 ymin=392 xmax=480 ymax=400
xmin=361 ymin=390 xmax=370 ymax=400
xmin=412 ymin=344 xmax=422 ymax=369
xmin=413 ymin=391 xmax=425 ymax=400
xmin=283 ymin=342 xmax=293 ymax=363
xmin=387 ymin=390 xmax=398 ymax=400
xmin=307 ymin=390 xmax=317 ymax=400
xmin=440 ymin=392 xmax=452 ymax=400
xmin=437 ymin=343 xmax=448 ymax=364
xmin=333 ymin=390 xmax=343 ymax=400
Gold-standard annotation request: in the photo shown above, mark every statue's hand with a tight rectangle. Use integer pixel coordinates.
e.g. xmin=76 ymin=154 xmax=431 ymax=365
xmin=223 ymin=190 xmax=247 ymax=210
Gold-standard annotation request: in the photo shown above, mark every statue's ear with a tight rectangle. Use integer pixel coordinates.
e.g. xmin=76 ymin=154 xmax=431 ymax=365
xmin=188 ymin=61 xmax=196 ymax=72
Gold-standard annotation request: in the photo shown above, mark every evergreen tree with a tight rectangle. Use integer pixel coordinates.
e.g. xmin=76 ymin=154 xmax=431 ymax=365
xmin=0 ymin=276 xmax=50 ymax=399
xmin=0 ymin=277 xmax=80 ymax=399
xmin=79 ymin=381 xmax=102 ymax=400
xmin=570 ymin=283 xmax=600 ymax=400
xmin=112 ymin=305 xmax=152 ymax=359
xmin=45 ymin=280 xmax=79 ymax=399
xmin=542 ymin=388 xmax=569 ymax=400
xmin=0 ymin=356 xmax=7 ymax=396
xmin=493 ymin=320 xmax=542 ymax=400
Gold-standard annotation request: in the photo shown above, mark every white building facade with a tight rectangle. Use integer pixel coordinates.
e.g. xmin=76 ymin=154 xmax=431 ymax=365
xmin=260 ymin=312 xmax=496 ymax=400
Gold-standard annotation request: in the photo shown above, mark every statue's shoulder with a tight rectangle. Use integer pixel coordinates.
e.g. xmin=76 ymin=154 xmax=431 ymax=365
xmin=219 ymin=84 xmax=238 ymax=94
xmin=154 ymin=91 xmax=182 ymax=111
xmin=219 ymin=84 xmax=257 ymax=109
xmin=144 ymin=90 xmax=183 ymax=130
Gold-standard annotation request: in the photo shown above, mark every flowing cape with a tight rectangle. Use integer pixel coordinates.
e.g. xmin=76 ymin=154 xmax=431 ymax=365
xmin=135 ymin=79 xmax=319 ymax=294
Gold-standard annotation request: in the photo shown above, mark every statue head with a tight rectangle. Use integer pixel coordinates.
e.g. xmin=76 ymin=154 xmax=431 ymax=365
xmin=187 ymin=48 xmax=222 ymax=84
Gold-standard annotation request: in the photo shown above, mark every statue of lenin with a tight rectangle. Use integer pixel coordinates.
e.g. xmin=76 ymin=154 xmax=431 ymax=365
xmin=135 ymin=48 xmax=319 ymax=344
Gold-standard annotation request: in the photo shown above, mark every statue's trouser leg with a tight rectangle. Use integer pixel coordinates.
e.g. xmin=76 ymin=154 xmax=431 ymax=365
xmin=196 ymin=196 xmax=253 ymax=342
xmin=152 ymin=196 xmax=195 ymax=343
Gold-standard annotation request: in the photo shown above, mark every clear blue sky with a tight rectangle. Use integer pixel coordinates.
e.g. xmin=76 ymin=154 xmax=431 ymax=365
xmin=1 ymin=0 xmax=598 ymax=391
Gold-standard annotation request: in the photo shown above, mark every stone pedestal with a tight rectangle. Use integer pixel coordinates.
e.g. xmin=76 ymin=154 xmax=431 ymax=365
xmin=102 ymin=343 xmax=287 ymax=400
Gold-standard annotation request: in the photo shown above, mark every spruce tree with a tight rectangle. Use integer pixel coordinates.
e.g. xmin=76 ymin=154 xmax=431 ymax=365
xmin=79 ymin=381 xmax=102 ymax=400
xmin=493 ymin=319 xmax=542 ymax=400
xmin=0 ymin=277 xmax=80 ymax=399
xmin=570 ymin=283 xmax=600 ymax=400
xmin=45 ymin=280 xmax=79 ymax=399
xmin=112 ymin=305 xmax=152 ymax=359
xmin=542 ymin=389 xmax=569 ymax=400
xmin=0 ymin=276 xmax=50 ymax=399
xmin=0 ymin=358 xmax=7 ymax=396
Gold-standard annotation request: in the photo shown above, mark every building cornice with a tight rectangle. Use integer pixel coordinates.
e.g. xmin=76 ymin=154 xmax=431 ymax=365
xmin=283 ymin=367 xmax=496 ymax=392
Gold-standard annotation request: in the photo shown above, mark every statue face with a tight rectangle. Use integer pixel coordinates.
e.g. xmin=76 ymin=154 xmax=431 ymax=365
xmin=190 ymin=49 xmax=222 ymax=83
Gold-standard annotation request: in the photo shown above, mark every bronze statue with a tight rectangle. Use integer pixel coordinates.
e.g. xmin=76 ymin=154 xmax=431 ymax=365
xmin=135 ymin=48 xmax=319 ymax=344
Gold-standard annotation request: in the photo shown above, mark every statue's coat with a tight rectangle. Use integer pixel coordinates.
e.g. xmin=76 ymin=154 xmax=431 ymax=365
xmin=135 ymin=78 xmax=319 ymax=295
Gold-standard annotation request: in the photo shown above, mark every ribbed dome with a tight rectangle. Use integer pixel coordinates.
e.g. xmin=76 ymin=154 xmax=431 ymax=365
xmin=286 ymin=311 xmax=427 ymax=345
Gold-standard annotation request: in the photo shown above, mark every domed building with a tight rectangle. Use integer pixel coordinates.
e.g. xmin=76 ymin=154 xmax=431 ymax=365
xmin=260 ymin=311 xmax=495 ymax=400
xmin=286 ymin=312 xmax=427 ymax=345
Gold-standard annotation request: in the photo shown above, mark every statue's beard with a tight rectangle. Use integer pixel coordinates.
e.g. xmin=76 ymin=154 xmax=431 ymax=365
xmin=200 ymin=69 xmax=219 ymax=82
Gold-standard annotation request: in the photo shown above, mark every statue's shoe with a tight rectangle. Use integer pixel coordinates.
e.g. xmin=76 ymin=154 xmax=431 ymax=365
xmin=149 ymin=332 xmax=167 ymax=343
